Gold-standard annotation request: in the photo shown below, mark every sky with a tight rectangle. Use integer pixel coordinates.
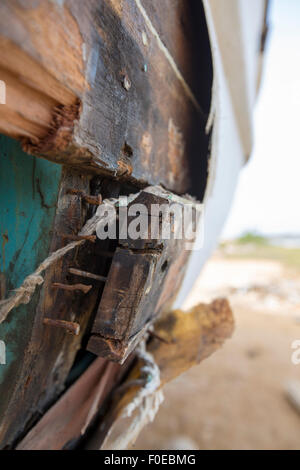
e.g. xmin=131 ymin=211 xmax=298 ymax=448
xmin=222 ymin=0 xmax=300 ymax=239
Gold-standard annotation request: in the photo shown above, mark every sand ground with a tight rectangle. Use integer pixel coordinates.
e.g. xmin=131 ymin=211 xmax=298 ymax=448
xmin=135 ymin=253 xmax=300 ymax=450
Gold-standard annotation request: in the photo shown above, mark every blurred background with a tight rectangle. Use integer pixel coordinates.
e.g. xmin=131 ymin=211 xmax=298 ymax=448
xmin=135 ymin=0 xmax=300 ymax=450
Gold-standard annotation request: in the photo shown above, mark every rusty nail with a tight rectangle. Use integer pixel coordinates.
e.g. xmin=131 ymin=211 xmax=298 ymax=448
xmin=43 ymin=318 xmax=80 ymax=336
xmin=67 ymin=189 xmax=102 ymax=206
xmin=59 ymin=232 xmax=96 ymax=243
xmin=52 ymin=282 xmax=92 ymax=294
xmin=69 ymin=268 xmax=107 ymax=282
xmin=83 ymin=193 xmax=102 ymax=206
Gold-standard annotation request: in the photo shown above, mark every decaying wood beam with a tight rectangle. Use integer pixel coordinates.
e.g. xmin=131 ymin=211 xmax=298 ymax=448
xmin=148 ymin=298 xmax=235 ymax=385
xmin=0 ymin=0 xmax=211 ymax=196
xmin=0 ymin=0 xmax=84 ymax=144
xmin=88 ymin=298 xmax=234 ymax=449
xmin=87 ymin=187 xmax=199 ymax=363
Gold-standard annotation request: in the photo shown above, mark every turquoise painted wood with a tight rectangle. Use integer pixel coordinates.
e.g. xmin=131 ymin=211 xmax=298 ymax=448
xmin=0 ymin=135 xmax=61 ymax=422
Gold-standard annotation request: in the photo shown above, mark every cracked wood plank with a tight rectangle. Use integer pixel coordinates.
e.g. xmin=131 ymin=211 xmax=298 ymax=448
xmin=0 ymin=0 xmax=210 ymax=196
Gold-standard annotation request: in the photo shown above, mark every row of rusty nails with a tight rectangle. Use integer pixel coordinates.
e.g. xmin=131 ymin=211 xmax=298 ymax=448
xmin=43 ymin=187 xmax=106 ymax=334
xmin=43 ymin=269 xmax=106 ymax=335
xmin=43 ymin=270 xmax=171 ymax=341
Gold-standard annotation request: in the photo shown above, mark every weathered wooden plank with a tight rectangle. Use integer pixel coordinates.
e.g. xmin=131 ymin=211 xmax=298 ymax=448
xmin=0 ymin=1 xmax=212 ymax=447
xmin=0 ymin=0 xmax=84 ymax=142
xmin=0 ymin=136 xmax=62 ymax=447
xmin=87 ymin=188 xmax=198 ymax=362
xmin=16 ymin=358 xmax=127 ymax=450
xmin=148 ymin=298 xmax=234 ymax=385
xmin=0 ymin=165 xmax=125 ymax=448
xmin=0 ymin=0 xmax=211 ymax=197
xmin=91 ymin=249 xmax=159 ymax=340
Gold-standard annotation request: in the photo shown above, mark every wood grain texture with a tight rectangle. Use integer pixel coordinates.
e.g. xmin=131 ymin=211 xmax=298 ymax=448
xmin=0 ymin=0 xmax=212 ymax=197
xmin=0 ymin=169 xmax=123 ymax=448
xmin=0 ymin=136 xmax=62 ymax=448
xmin=87 ymin=188 xmax=198 ymax=363
xmin=148 ymin=298 xmax=235 ymax=385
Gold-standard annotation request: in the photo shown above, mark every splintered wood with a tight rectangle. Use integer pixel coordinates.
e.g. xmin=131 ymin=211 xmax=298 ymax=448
xmin=148 ymin=298 xmax=235 ymax=385
xmin=0 ymin=0 xmax=210 ymax=196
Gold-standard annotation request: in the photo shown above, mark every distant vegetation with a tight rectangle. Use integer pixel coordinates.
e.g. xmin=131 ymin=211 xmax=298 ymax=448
xmin=236 ymin=232 xmax=269 ymax=245
xmin=220 ymin=232 xmax=300 ymax=272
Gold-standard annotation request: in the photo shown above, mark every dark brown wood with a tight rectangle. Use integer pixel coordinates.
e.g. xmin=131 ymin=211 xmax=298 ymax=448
xmin=140 ymin=0 xmax=213 ymax=116
xmin=0 ymin=0 xmax=213 ymax=448
xmin=0 ymin=0 xmax=211 ymax=197
xmin=91 ymin=249 xmax=159 ymax=341
xmin=87 ymin=188 xmax=198 ymax=363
